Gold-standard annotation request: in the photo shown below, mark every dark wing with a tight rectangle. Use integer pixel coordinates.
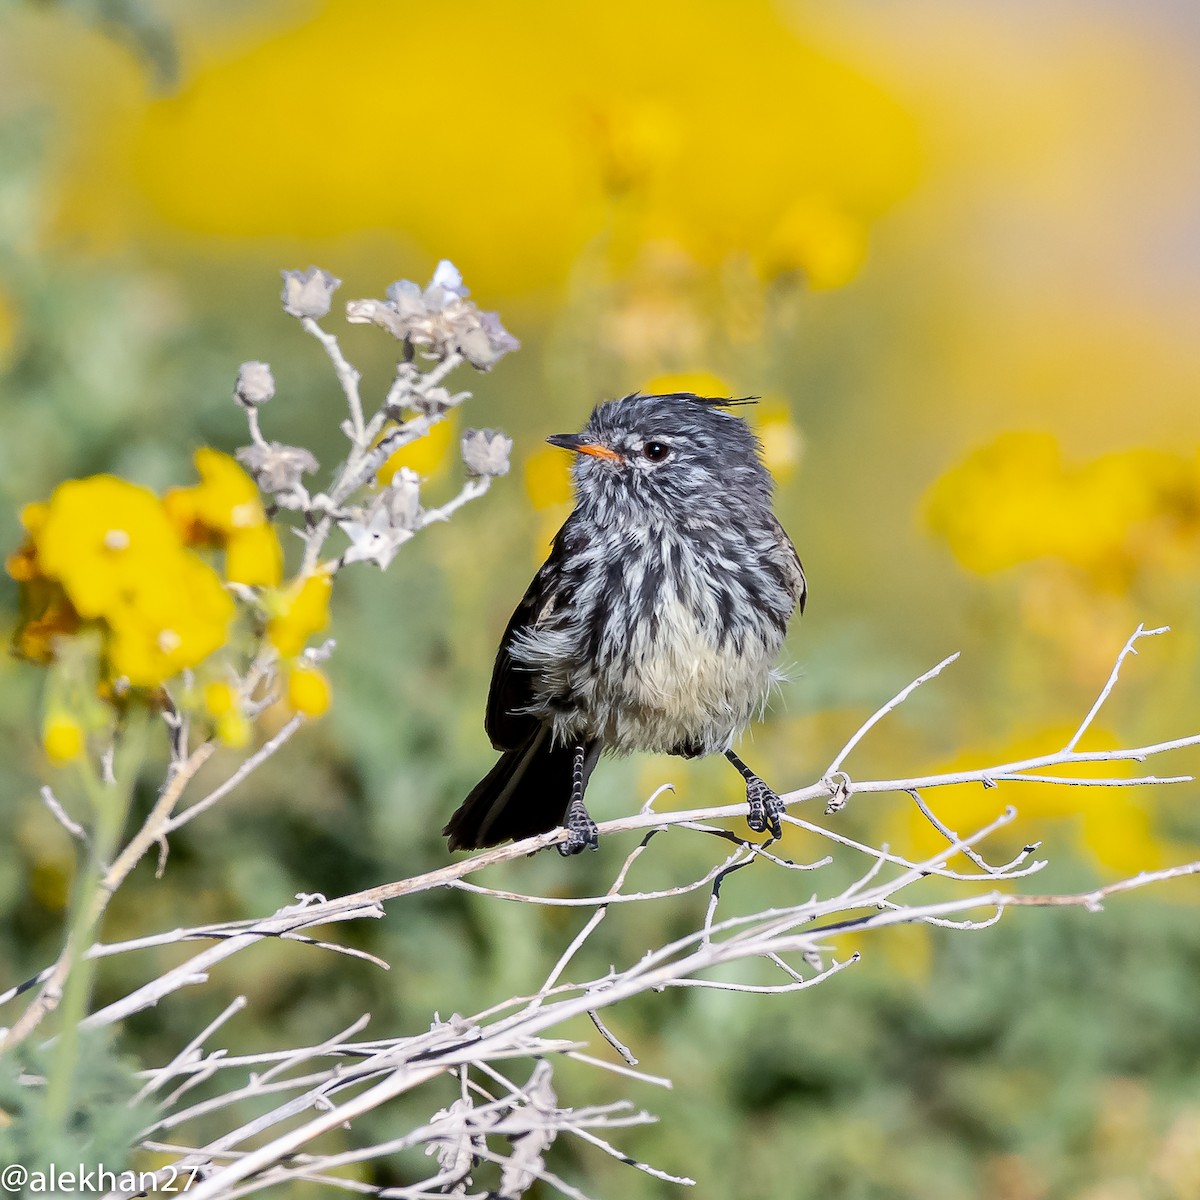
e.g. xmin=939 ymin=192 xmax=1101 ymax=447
xmin=770 ymin=514 xmax=807 ymax=615
xmin=484 ymin=518 xmax=577 ymax=750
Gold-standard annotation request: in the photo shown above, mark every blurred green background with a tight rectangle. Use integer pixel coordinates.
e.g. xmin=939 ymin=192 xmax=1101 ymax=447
xmin=3 ymin=0 xmax=1200 ymax=1194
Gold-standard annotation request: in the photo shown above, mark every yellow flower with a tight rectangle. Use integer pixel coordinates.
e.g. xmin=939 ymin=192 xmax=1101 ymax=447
xmin=266 ymin=572 xmax=332 ymax=658
xmin=4 ymin=503 xmax=49 ymax=583
xmin=758 ymin=196 xmax=869 ymax=290
xmin=376 ymin=413 xmax=457 ymax=486
xmin=104 ymin=555 xmax=235 ymax=687
xmin=12 ymin=582 xmax=81 ymax=665
xmin=14 ymin=471 xmax=240 ymax=687
xmin=0 ymin=286 xmax=17 ymax=371
xmin=287 ymin=662 xmax=331 ymax=717
xmin=216 ymin=712 xmax=252 ymax=748
xmin=523 ymin=445 xmax=574 ymax=511
xmin=36 ymin=476 xmax=185 ymax=619
xmin=225 ymin=521 xmax=284 ymax=588
xmin=926 ymin=434 xmax=1197 ymax=582
xmin=43 ymin=712 xmax=85 ymax=764
xmin=202 ymin=679 xmax=251 ymax=745
xmin=750 ymin=397 xmax=804 ymax=484
xmin=166 ymin=448 xmax=283 ymax=587
xmin=203 ymin=680 xmax=238 ymax=718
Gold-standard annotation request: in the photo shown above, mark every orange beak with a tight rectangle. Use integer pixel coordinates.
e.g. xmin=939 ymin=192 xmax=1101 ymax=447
xmin=545 ymin=433 xmax=622 ymax=461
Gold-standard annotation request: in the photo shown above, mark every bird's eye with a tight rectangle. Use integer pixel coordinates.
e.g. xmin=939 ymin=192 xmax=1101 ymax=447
xmin=642 ymin=441 xmax=671 ymax=463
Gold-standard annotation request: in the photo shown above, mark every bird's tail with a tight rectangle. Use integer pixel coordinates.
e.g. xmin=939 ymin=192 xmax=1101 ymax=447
xmin=443 ymin=731 xmax=601 ymax=851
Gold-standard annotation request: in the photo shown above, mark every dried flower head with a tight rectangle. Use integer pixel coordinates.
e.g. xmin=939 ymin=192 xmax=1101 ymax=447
xmin=460 ymin=428 xmax=513 ymax=478
xmin=346 ymin=261 xmax=519 ymax=369
xmin=280 ymin=267 xmax=341 ymax=319
xmin=236 ymin=441 xmax=319 ymax=495
xmin=233 ymin=361 xmax=275 ymax=407
xmin=336 ymin=467 xmax=423 ymax=571
xmin=375 ymin=467 xmax=422 ymax=530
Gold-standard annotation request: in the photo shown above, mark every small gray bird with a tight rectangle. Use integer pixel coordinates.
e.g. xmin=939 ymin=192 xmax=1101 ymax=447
xmin=443 ymin=392 xmax=806 ymax=855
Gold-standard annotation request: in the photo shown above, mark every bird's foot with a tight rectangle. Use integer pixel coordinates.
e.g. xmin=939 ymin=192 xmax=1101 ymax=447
xmin=746 ymin=777 xmax=784 ymax=840
xmin=558 ymin=796 xmax=599 ymax=856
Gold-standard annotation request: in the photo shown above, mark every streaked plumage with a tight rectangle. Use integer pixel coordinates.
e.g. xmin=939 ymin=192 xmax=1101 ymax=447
xmin=444 ymin=392 xmax=806 ymax=854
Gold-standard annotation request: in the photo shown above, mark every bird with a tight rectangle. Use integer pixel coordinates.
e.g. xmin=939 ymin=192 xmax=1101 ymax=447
xmin=443 ymin=391 xmax=806 ymax=855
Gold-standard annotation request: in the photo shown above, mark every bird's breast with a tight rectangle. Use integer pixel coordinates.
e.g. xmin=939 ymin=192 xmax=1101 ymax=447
xmin=593 ymin=569 xmax=785 ymax=756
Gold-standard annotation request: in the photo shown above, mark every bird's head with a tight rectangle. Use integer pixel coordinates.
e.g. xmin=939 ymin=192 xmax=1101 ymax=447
xmin=547 ymin=392 xmax=774 ymax=524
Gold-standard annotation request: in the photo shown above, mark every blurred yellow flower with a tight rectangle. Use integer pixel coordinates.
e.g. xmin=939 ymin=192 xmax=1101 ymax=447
xmin=51 ymin=0 xmax=918 ymax=295
xmin=225 ymin=521 xmax=284 ymax=589
xmin=14 ymin=473 xmax=237 ymax=687
xmin=751 ymin=397 xmax=804 ymax=484
xmin=287 ymin=662 xmax=332 ymax=718
xmin=523 ymin=445 xmax=574 ymax=511
xmin=925 ymin=433 xmax=1199 ymax=583
xmin=203 ymin=680 xmax=237 ymax=718
xmin=166 ymin=448 xmax=283 ymax=587
xmin=4 ymin=503 xmax=49 ymax=583
xmin=104 ymin=555 xmax=235 ymax=688
xmin=37 ymin=476 xmax=185 ymax=619
xmin=758 ymin=196 xmax=870 ymax=290
xmin=267 ymin=573 xmax=332 ymax=659
xmin=43 ymin=712 xmax=85 ymax=765
xmin=0 ymin=287 xmax=17 ymax=371
xmin=375 ymin=413 xmax=457 ymax=486
xmin=12 ymin=583 xmax=81 ymax=665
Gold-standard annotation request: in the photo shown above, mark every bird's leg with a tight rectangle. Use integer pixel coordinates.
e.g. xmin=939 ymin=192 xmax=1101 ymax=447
xmin=559 ymin=742 xmax=599 ymax=856
xmin=725 ymin=749 xmax=784 ymax=839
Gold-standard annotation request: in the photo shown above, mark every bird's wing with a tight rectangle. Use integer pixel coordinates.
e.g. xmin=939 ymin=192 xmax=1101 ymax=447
xmin=484 ymin=519 xmax=576 ymax=751
xmin=771 ymin=514 xmax=808 ymax=615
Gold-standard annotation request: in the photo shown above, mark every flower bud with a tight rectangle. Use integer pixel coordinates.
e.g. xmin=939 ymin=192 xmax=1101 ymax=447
xmin=234 ymin=361 xmax=275 ymax=408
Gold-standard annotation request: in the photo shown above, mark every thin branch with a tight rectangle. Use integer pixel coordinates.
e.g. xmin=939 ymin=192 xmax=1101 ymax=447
xmin=825 ymin=651 xmax=960 ymax=777
xmin=40 ymin=786 xmax=87 ymax=843
xmin=1064 ymin=623 xmax=1167 ymax=752
xmin=166 ymin=716 xmax=304 ymax=833
xmin=301 ymin=318 xmax=365 ymax=446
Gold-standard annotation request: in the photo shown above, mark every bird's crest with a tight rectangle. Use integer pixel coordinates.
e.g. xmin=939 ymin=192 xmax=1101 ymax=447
xmin=623 ymin=391 xmax=759 ymax=410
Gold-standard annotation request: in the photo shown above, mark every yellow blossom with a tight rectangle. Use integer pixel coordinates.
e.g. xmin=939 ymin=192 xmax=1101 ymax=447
xmin=287 ymin=662 xmax=331 ymax=717
xmin=12 ymin=582 xmax=81 ymax=665
xmin=523 ymin=445 xmax=574 ymax=511
xmin=926 ymin=434 xmax=1197 ymax=582
xmin=203 ymin=680 xmax=238 ymax=718
xmin=266 ymin=573 xmax=332 ymax=658
xmin=43 ymin=712 xmax=85 ymax=764
xmin=758 ymin=196 xmax=870 ymax=290
xmin=104 ymin=555 xmax=235 ymax=687
xmin=0 ymin=286 xmax=17 ymax=371
xmin=201 ymin=679 xmax=252 ymax=746
xmin=166 ymin=448 xmax=283 ymax=587
xmin=36 ymin=476 xmax=185 ymax=619
xmin=225 ymin=521 xmax=284 ymax=588
xmin=376 ymin=413 xmax=457 ymax=486
xmin=4 ymin=503 xmax=49 ymax=583
xmin=216 ymin=712 xmax=252 ymax=748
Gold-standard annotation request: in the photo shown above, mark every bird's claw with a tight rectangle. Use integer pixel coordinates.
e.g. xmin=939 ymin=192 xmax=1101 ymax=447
xmin=746 ymin=778 xmax=784 ymax=840
xmin=558 ymin=797 xmax=599 ymax=856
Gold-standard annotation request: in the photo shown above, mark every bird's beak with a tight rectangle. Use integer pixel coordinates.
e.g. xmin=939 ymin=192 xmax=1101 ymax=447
xmin=546 ymin=433 xmax=622 ymax=461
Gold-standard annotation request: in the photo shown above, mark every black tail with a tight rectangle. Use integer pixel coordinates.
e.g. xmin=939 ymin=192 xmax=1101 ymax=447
xmin=444 ymin=731 xmax=601 ymax=851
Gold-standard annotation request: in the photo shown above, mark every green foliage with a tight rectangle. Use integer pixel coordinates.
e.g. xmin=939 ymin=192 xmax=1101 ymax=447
xmin=0 ymin=1030 xmax=158 ymax=1167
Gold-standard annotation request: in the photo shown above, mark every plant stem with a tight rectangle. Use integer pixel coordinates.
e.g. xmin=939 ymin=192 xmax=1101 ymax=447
xmin=41 ymin=716 xmax=148 ymax=1133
